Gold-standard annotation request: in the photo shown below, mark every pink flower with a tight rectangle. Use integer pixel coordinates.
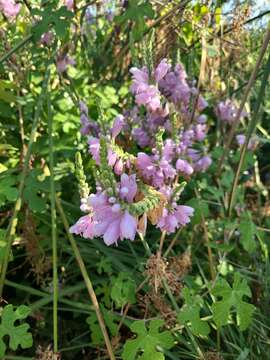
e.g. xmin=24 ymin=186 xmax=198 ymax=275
xmin=194 ymin=156 xmax=212 ymax=172
xmin=0 ymin=0 xmax=20 ymax=18
xmin=157 ymin=205 xmax=194 ymax=233
xmin=176 ymin=159 xmax=194 ymax=175
xmin=64 ymin=0 xmax=74 ymax=10
xmin=193 ymin=124 xmax=206 ymax=141
xmin=70 ymin=215 xmax=95 ymax=239
xmin=114 ymin=159 xmax=124 ymax=175
xmin=130 ymin=67 xmax=161 ymax=112
xmin=56 ymin=55 xmax=75 ymax=73
xmin=154 ymin=59 xmax=171 ymax=82
xmin=89 ymin=192 xmax=138 ymax=245
xmin=41 ymin=32 xmax=54 ymax=46
xmin=88 ymin=136 xmax=100 ymax=163
xmin=132 ymin=127 xmax=151 ymax=148
xmin=236 ymin=134 xmax=258 ymax=150
xmin=111 ymin=115 xmax=124 ymax=138
xmin=236 ymin=134 xmax=246 ymax=145
xmin=119 ymin=174 xmax=137 ymax=203
xmin=88 ymin=137 xmax=117 ymax=166
xmin=215 ymin=100 xmax=238 ymax=123
xmin=137 ymin=152 xmax=176 ymax=188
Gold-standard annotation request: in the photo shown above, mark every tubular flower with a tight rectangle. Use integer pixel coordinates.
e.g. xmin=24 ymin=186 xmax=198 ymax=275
xmin=157 ymin=205 xmax=194 ymax=234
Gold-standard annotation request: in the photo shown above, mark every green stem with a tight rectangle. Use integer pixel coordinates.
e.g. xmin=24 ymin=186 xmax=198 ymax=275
xmin=48 ymin=93 xmax=58 ymax=352
xmin=0 ymin=34 xmax=33 ymax=65
xmin=55 ymin=197 xmax=115 ymax=360
xmin=30 ymin=283 xmax=87 ymax=311
xmin=0 ymin=67 xmax=51 ymax=298
xmin=138 ymin=233 xmax=152 ymax=257
xmin=228 ymin=50 xmax=270 ymax=216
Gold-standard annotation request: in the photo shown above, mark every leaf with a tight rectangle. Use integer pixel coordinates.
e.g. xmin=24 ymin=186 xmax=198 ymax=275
xmin=238 ymin=213 xmax=257 ymax=253
xmin=178 ymin=288 xmax=210 ymax=336
xmin=186 ymin=198 xmax=209 ymax=225
xmin=23 ymin=169 xmax=51 ymax=213
xmin=0 ymin=176 xmax=18 ymax=205
xmin=115 ymin=0 xmax=154 ymax=40
xmin=122 ymin=319 xmax=174 ymax=360
xmin=0 ymin=89 xmax=17 ymax=103
xmin=211 ymin=272 xmax=255 ymax=330
xmin=86 ymin=306 xmax=118 ymax=345
xmin=32 ymin=4 xmax=74 ymax=40
xmin=0 ymin=304 xmax=33 ymax=358
xmin=111 ymin=272 xmax=136 ymax=308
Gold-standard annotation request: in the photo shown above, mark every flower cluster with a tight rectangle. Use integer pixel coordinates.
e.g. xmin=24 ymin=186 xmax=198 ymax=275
xmin=0 ymin=0 xmax=20 ymax=19
xmin=215 ymin=99 xmax=248 ymax=124
xmin=70 ymin=58 xmax=214 ymax=245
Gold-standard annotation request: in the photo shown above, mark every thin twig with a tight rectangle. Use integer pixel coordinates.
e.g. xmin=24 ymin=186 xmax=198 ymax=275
xmin=55 ymin=197 xmax=115 ymax=360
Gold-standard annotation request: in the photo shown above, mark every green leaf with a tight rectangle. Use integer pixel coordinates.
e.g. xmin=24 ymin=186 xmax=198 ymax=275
xmin=111 ymin=272 xmax=136 ymax=308
xmin=186 ymin=198 xmax=209 ymax=225
xmin=32 ymin=4 xmax=74 ymax=40
xmin=238 ymin=213 xmax=257 ymax=253
xmin=211 ymin=272 xmax=255 ymax=330
xmin=23 ymin=169 xmax=50 ymax=212
xmin=122 ymin=319 xmax=174 ymax=360
xmin=86 ymin=306 xmax=118 ymax=345
xmin=178 ymin=288 xmax=210 ymax=336
xmin=0 ymin=89 xmax=17 ymax=103
xmin=115 ymin=0 xmax=154 ymax=40
xmin=0 ymin=304 xmax=33 ymax=358
xmin=0 ymin=176 xmax=18 ymax=205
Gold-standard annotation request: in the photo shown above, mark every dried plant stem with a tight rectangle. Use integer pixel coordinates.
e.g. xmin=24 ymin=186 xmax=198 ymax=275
xmin=48 ymin=94 xmax=58 ymax=353
xmin=216 ymin=27 xmax=270 ymax=176
xmin=158 ymin=231 xmax=166 ymax=255
xmin=139 ymin=234 xmax=205 ymax=358
xmin=228 ymin=50 xmax=270 ymax=217
xmin=55 ymin=197 xmax=115 ymax=360
xmin=0 ymin=67 xmax=50 ymax=298
xmin=164 ymin=228 xmax=182 ymax=257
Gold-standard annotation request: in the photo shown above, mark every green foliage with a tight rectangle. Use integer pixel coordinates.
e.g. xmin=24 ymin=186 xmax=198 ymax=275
xmin=186 ymin=198 xmax=209 ymax=225
xmin=86 ymin=306 xmax=118 ymax=345
xmin=211 ymin=273 xmax=255 ymax=330
xmin=32 ymin=4 xmax=74 ymax=41
xmin=0 ymin=229 xmax=7 ymax=262
xmin=111 ymin=272 xmax=136 ymax=308
xmin=0 ymin=305 xmax=33 ymax=358
xmin=0 ymin=176 xmax=18 ymax=205
xmin=238 ymin=213 xmax=257 ymax=253
xmin=122 ymin=319 xmax=174 ymax=360
xmin=115 ymin=0 xmax=154 ymax=40
xmin=23 ymin=169 xmax=49 ymax=212
xmin=178 ymin=287 xmax=210 ymax=336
